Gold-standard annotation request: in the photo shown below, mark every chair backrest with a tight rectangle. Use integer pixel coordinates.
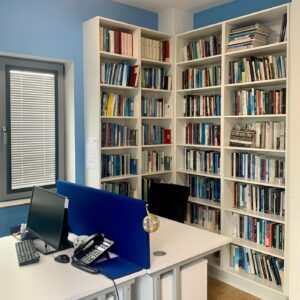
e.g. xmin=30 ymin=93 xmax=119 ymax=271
xmin=147 ymin=183 xmax=190 ymax=223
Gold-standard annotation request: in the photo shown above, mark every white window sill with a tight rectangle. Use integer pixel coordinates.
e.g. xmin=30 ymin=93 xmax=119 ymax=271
xmin=0 ymin=198 xmax=30 ymax=208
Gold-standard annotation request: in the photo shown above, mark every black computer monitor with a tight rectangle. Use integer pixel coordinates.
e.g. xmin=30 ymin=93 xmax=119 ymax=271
xmin=27 ymin=186 xmax=71 ymax=254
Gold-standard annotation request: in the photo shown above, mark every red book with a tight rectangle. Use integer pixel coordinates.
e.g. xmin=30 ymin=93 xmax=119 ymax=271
xmin=163 ymin=129 xmax=172 ymax=144
xmin=114 ymin=31 xmax=121 ymax=54
xmin=162 ymin=40 xmax=170 ymax=62
xmin=128 ymin=65 xmax=139 ymax=87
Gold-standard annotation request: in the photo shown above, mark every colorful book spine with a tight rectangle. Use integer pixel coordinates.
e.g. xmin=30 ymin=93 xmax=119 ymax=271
xmin=101 ymin=92 xmax=134 ymax=117
xmin=190 ymin=204 xmax=221 ymax=232
xmin=182 ymin=34 xmax=221 ymax=61
xmin=232 ymin=213 xmax=285 ymax=250
xmin=142 ymin=150 xmax=172 ymax=173
xmin=182 ymin=65 xmax=221 ymax=89
xmin=228 ymin=55 xmax=286 ymax=84
xmin=185 ymin=123 xmax=220 ymax=146
xmin=233 ymin=88 xmax=286 ymax=115
xmin=184 ymin=94 xmax=221 ymax=117
xmin=101 ymin=123 xmax=137 ymax=147
xmin=233 ymin=182 xmax=285 ymax=216
xmin=141 ymin=67 xmax=172 ymax=90
xmin=142 ymin=96 xmax=165 ymax=117
xmin=184 ymin=148 xmax=220 ymax=174
xmin=101 ymin=181 xmax=134 ymax=197
xmin=142 ymin=124 xmax=172 ymax=145
xmin=141 ymin=37 xmax=170 ymax=62
xmin=142 ymin=177 xmax=162 ymax=200
xmin=101 ymin=154 xmax=137 ymax=177
xmin=231 ymin=152 xmax=285 ymax=184
xmin=230 ymin=245 xmax=284 ymax=286
xmin=185 ymin=175 xmax=221 ymax=202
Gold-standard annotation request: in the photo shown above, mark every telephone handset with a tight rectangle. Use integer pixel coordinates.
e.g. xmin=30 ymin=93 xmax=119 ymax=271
xmin=72 ymin=233 xmax=114 ymax=266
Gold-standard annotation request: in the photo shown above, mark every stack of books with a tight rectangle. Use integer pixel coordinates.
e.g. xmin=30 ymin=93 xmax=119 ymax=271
xmin=101 ymin=92 xmax=134 ymax=117
xmin=227 ymin=23 xmax=272 ymax=52
xmin=141 ymin=37 xmax=170 ymax=62
xmin=101 ymin=182 xmax=134 ymax=197
xmin=142 ymin=124 xmax=171 ymax=145
xmin=142 ymin=150 xmax=172 ymax=173
xmin=101 ymin=154 xmax=137 ymax=177
xmin=141 ymin=96 xmax=165 ymax=117
xmin=141 ymin=67 xmax=172 ymax=90
xmin=185 ymin=123 xmax=220 ymax=146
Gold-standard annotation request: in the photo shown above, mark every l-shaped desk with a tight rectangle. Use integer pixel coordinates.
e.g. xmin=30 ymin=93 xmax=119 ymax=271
xmin=0 ymin=218 xmax=231 ymax=300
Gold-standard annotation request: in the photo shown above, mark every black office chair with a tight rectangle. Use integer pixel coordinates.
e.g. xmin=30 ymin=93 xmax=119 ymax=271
xmin=147 ymin=183 xmax=190 ymax=223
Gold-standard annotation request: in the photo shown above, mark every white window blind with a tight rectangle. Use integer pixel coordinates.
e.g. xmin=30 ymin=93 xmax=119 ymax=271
xmin=9 ymin=70 xmax=56 ymax=190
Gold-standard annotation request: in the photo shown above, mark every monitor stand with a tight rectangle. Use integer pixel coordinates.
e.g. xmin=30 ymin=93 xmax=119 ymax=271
xmin=33 ymin=239 xmax=73 ymax=255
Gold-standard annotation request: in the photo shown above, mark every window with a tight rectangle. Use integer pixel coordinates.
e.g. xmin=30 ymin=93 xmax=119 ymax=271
xmin=0 ymin=57 xmax=65 ymax=201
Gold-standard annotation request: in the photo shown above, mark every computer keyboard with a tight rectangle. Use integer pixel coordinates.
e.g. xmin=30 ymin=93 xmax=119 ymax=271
xmin=15 ymin=240 xmax=40 ymax=266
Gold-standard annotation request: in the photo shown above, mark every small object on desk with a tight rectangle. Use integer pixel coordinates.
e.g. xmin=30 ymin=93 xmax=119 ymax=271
xmin=15 ymin=240 xmax=40 ymax=266
xmin=54 ymin=254 xmax=70 ymax=264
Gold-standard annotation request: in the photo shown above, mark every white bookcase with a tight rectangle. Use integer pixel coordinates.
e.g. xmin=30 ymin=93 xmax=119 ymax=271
xmin=83 ymin=17 xmax=174 ymax=200
xmin=175 ymin=4 xmax=289 ymax=300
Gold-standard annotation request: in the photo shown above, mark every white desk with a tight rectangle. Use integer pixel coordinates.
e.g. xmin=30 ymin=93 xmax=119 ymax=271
xmin=0 ymin=236 xmax=144 ymax=300
xmin=133 ymin=218 xmax=232 ymax=300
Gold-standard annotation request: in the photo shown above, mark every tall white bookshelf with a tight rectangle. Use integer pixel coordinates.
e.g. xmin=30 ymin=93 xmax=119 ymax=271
xmin=83 ymin=17 xmax=174 ymax=200
xmin=175 ymin=4 xmax=289 ymax=300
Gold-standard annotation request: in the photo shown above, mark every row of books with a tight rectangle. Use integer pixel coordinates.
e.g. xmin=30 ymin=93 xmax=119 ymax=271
xmin=182 ymin=34 xmax=221 ymax=61
xmin=228 ymin=55 xmax=286 ymax=84
xmin=101 ymin=154 xmax=137 ymax=178
xmin=142 ymin=124 xmax=171 ymax=145
xmin=231 ymin=152 xmax=285 ymax=184
xmin=190 ymin=204 xmax=221 ymax=232
xmin=100 ymin=62 xmax=139 ymax=87
xmin=232 ymin=213 xmax=284 ymax=250
xmin=182 ymin=65 xmax=221 ymax=89
xmin=101 ymin=123 xmax=137 ymax=147
xmin=142 ymin=150 xmax=172 ymax=174
xmin=230 ymin=245 xmax=284 ymax=286
xmin=233 ymin=88 xmax=286 ymax=116
xmin=227 ymin=23 xmax=271 ymax=52
xmin=101 ymin=92 xmax=134 ymax=117
xmin=142 ymin=177 xmax=162 ymax=200
xmin=100 ymin=27 xmax=133 ymax=56
xmin=101 ymin=182 xmax=134 ymax=197
xmin=183 ymin=94 xmax=221 ymax=117
xmin=141 ymin=96 xmax=165 ymax=117
xmin=184 ymin=148 xmax=220 ymax=174
xmin=233 ymin=182 xmax=285 ymax=217
xmin=141 ymin=37 xmax=170 ymax=62
xmin=230 ymin=122 xmax=285 ymax=150
xmin=185 ymin=175 xmax=221 ymax=202
xmin=141 ymin=67 xmax=172 ymax=90
xmin=185 ymin=123 xmax=220 ymax=146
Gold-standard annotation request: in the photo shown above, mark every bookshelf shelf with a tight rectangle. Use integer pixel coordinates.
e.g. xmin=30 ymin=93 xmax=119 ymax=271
xmin=224 ymin=176 xmax=285 ymax=189
xmin=141 ymin=117 xmax=172 ymax=120
xmin=101 ymin=174 xmax=139 ymax=183
xmin=100 ymin=83 xmax=139 ymax=91
xmin=225 ymin=267 xmax=285 ymax=295
xmin=142 ymin=144 xmax=172 ymax=148
xmin=177 ymin=116 xmax=221 ymax=120
xmin=142 ymin=170 xmax=172 ymax=177
xmin=231 ymin=238 xmax=285 ymax=260
xmin=189 ymin=197 xmax=221 ymax=209
xmin=177 ymin=86 xmax=221 ymax=93
xmin=177 ymin=144 xmax=221 ymax=150
xmin=224 ymin=207 xmax=285 ymax=224
xmin=141 ymin=58 xmax=171 ymax=66
xmin=101 ymin=116 xmax=138 ymax=120
xmin=224 ymin=146 xmax=286 ymax=154
xmin=176 ymin=54 xmax=222 ymax=68
xmin=177 ymin=169 xmax=220 ymax=179
xmin=225 ymin=78 xmax=287 ymax=89
xmin=100 ymin=51 xmax=138 ymax=61
xmin=141 ymin=88 xmax=171 ymax=93
xmin=225 ymin=41 xmax=287 ymax=57
xmin=101 ymin=146 xmax=139 ymax=151
xmin=224 ymin=114 xmax=286 ymax=119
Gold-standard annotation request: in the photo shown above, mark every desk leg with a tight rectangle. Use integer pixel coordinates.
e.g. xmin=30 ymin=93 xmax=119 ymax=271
xmin=123 ymin=285 xmax=131 ymax=300
xmin=173 ymin=267 xmax=180 ymax=300
xmin=153 ymin=275 xmax=161 ymax=300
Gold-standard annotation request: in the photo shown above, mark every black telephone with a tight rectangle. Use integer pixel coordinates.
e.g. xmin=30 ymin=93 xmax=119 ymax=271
xmin=71 ymin=233 xmax=114 ymax=274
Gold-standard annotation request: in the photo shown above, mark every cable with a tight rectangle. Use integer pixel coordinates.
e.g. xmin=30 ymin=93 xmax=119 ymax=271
xmin=99 ymin=269 xmax=120 ymax=300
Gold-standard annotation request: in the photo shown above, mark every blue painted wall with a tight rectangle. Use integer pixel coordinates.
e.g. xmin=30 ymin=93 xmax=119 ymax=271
xmin=194 ymin=0 xmax=291 ymax=28
xmin=0 ymin=0 xmax=157 ymax=185
xmin=0 ymin=0 xmax=157 ymax=237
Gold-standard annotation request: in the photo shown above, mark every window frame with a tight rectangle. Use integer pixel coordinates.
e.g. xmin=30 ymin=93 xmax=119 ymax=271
xmin=0 ymin=57 xmax=65 ymax=201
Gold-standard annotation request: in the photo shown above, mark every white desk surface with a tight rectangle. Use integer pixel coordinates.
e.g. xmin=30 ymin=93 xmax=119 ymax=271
xmin=149 ymin=218 xmax=232 ymax=274
xmin=0 ymin=236 xmax=145 ymax=300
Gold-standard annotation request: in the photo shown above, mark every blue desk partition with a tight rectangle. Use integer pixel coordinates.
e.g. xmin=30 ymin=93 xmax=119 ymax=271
xmin=57 ymin=180 xmax=150 ymax=275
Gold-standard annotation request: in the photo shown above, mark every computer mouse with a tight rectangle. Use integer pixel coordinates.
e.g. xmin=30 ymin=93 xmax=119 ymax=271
xmin=54 ymin=254 xmax=70 ymax=264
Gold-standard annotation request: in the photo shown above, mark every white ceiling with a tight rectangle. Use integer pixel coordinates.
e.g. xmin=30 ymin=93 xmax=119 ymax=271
xmin=115 ymin=0 xmax=234 ymax=13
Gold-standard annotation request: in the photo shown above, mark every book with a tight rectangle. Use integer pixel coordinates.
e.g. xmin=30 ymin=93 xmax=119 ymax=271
xmin=163 ymin=129 xmax=171 ymax=144
xmin=279 ymin=13 xmax=287 ymax=42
